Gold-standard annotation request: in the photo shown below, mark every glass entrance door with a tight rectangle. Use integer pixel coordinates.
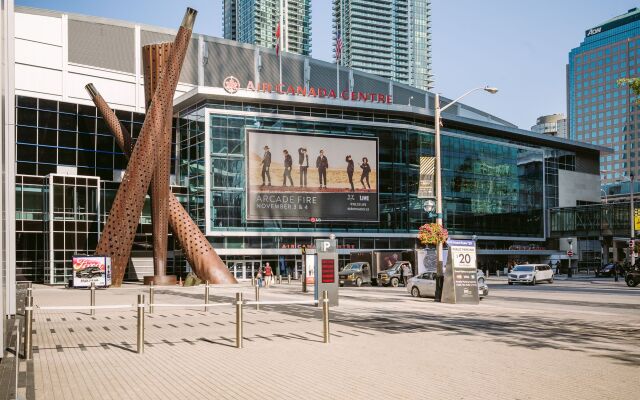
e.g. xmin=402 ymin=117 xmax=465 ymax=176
xmin=226 ymin=260 xmax=260 ymax=280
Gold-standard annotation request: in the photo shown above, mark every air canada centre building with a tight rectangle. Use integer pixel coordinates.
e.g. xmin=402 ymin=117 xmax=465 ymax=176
xmin=7 ymin=6 xmax=607 ymax=284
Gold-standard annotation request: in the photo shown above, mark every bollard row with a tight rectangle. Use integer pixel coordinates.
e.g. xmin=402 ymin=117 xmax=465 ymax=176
xmin=22 ymin=289 xmax=331 ymax=358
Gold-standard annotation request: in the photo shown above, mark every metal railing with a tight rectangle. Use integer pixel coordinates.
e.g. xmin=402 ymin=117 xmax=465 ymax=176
xmin=21 ymin=287 xmax=331 ymax=357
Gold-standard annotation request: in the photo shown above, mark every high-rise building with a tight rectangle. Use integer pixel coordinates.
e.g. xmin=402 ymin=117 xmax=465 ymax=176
xmin=568 ymin=7 xmax=640 ymax=183
xmin=333 ymin=0 xmax=433 ymax=91
xmin=223 ymin=0 xmax=311 ymax=56
xmin=531 ymin=113 xmax=567 ymax=139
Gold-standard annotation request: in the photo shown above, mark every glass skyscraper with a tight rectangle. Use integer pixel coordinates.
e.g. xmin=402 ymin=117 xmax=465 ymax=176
xmin=568 ymin=7 xmax=640 ymax=184
xmin=223 ymin=0 xmax=311 ymax=56
xmin=333 ymin=0 xmax=433 ymax=91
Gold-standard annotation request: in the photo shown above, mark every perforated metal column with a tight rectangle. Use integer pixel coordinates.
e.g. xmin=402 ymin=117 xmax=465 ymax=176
xmin=94 ymin=8 xmax=197 ymax=286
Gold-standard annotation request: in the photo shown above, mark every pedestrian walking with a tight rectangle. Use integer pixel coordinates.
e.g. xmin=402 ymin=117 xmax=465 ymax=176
xmin=399 ymin=263 xmax=405 ymax=286
xmin=264 ymin=262 xmax=273 ymax=288
xmin=402 ymin=264 xmax=410 ymax=286
xmin=256 ymin=270 xmax=263 ymax=287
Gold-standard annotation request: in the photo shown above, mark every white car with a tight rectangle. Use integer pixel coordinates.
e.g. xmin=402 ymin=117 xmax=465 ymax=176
xmin=407 ymin=271 xmax=489 ymax=298
xmin=508 ymin=264 xmax=554 ymax=285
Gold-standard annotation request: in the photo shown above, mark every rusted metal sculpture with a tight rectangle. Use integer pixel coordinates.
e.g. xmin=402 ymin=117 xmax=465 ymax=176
xmin=87 ymin=83 xmax=235 ymax=285
xmin=92 ymin=8 xmax=235 ymax=286
xmin=143 ymin=42 xmax=173 ymax=284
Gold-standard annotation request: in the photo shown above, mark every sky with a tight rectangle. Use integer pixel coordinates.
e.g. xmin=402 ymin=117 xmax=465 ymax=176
xmin=15 ymin=0 xmax=639 ymax=129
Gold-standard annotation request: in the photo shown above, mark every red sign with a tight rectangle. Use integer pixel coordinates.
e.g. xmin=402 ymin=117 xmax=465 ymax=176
xmin=321 ymin=259 xmax=335 ymax=283
xmin=567 ymin=250 xmax=574 ymax=257
xmin=223 ymin=77 xmax=393 ymax=104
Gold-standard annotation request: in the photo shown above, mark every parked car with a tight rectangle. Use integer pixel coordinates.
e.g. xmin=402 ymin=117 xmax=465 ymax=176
xmin=596 ymin=263 xmax=625 ymax=278
xmin=378 ymin=261 xmax=413 ymax=287
xmin=406 ymin=271 xmax=489 ymax=299
xmin=625 ymin=269 xmax=640 ymax=287
xmin=339 ymin=262 xmax=372 ymax=287
xmin=75 ymin=266 xmax=103 ymax=278
xmin=507 ymin=264 xmax=554 ymax=285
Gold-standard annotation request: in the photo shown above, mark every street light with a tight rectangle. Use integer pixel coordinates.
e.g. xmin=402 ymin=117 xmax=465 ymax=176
xmin=433 ymin=86 xmax=498 ymax=302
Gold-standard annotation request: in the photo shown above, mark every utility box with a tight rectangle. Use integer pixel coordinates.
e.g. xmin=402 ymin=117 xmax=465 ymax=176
xmin=314 ymin=238 xmax=339 ymax=306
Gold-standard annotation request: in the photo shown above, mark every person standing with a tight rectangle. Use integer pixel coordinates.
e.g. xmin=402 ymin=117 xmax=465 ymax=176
xmin=316 ymin=150 xmax=329 ymax=189
xmin=402 ymin=263 xmax=410 ymax=286
xmin=360 ymin=157 xmax=371 ymax=189
xmin=298 ymin=147 xmax=309 ymax=187
xmin=261 ymin=145 xmax=272 ymax=187
xmin=256 ymin=270 xmax=263 ymax=287
xmin=345 ymin=155 xmax=355 ymax=191
xmin=282 ymin=149 xmax=293 ymax=187
xmin=264 ymin=262 xmax=273 ymax=288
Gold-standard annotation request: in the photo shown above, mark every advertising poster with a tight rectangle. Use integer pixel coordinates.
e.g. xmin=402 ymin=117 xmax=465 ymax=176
xmin=417 ymin=156 xmax=435 ymax=198
xmin=246 ymin=130 xmax=379 ymax=222
xmin=305 ymin=254 xmax=316 ymax=285
xmin=72 ymin=256 xmax=111 ymax=288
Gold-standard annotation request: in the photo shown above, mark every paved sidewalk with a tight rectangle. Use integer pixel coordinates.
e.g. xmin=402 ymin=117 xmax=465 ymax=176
xmin=10 ymin=281 xmax=640 ymax=400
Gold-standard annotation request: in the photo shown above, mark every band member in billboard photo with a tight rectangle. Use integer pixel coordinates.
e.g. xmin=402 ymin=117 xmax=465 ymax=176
xmin=261 ymin=145 xmax=272 ymax=187
xmin=298 ymin=147 xmax=309 ymax=187
xmin=283 ymin=149 xmax=294 ymax=187
xmin=345 ymin=155 xmax=355 ymax=191
xmin=360 ymin=157 xmax=372 ymax=189
xmin=316 ymin=150 xmax=329 ymax=188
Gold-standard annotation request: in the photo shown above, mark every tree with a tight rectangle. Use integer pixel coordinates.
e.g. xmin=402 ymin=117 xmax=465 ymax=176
xmin=618 ymin=77 xmax=640 ymax=104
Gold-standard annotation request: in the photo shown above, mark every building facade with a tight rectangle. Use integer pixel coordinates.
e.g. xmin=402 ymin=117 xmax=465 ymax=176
xmin=333 ymin=0 xmax=433 ymax=91
xmin=223 ymin=0 xmax=311 ymax=56
xmin=531 ymin=113 xmax=567 ymax=138
xmin=568 ymin=7 xmax=640 ymax=184
xmin=4 ymin=6 xmax=604 ymax=287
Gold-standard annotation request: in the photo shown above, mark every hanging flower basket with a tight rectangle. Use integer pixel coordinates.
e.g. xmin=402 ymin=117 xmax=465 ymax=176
xmin=418 ymin=223 xmax=449 ymax=246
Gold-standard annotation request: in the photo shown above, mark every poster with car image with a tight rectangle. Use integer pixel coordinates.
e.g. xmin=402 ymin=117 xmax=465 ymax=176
xmin=72 ymin=256 xmax=112 ymax=287
xmin=246 ymin=130 xmax=379 ymax=221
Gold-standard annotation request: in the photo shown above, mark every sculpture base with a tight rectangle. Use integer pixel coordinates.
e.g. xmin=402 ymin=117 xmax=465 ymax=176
xmin=144 ymin=275 xmax=177 ymax=286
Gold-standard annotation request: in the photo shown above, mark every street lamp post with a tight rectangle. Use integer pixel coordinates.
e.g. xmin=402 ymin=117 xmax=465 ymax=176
xmin=433 ymin=87 xmax=498 ymax=302
xmin=630 ymin=173 xmax=635 ymax=267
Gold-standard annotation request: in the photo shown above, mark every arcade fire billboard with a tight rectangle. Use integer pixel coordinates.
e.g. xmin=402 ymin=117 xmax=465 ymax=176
xmin=246 ymin=130 xmax=378 ymax=222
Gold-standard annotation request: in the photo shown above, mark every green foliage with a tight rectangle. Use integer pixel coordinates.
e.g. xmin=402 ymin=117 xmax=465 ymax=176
xmin=617 ymin=77 xmax=640 ymax=104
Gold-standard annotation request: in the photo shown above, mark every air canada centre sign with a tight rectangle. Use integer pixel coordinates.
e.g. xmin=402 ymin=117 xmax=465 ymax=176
xmin=222 ymin=76 xmax=393 ymax=104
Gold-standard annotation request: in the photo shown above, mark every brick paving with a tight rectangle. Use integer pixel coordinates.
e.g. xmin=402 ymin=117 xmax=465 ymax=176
xmin=6 ymin=279 xmax=640 ymax=399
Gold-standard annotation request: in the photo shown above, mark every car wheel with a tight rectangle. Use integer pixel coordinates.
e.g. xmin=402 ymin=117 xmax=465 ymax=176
xmin=531 ymin=277 xmax=536 ymax=286
xmin=549 ymin=275 xmax=554 ymax=283
xmin=627 ymin=277 xmax=638 ymax=287
xmin=478 ymin=277 xmax=485 ymax=285
xmin=508 ymin=281 xmax=513 ymax=285
xmin=390 ymin=277 xmax=399 ymax=287
xmin=411 ymin=286 xmax=420 ymax=297
xmin=356 ymin=278 xmax=362 ymax=287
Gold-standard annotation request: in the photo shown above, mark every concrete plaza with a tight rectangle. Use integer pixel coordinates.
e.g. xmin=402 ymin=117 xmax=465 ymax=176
xmin=5 ymin=277 xmax=640 ymax=399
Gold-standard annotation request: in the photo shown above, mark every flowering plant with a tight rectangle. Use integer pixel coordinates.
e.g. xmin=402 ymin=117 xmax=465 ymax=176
xmin=417 ymin=223 xmax=448 ymax=246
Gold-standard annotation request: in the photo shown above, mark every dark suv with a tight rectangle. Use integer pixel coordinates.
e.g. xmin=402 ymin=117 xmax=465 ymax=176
xmin=76 ymin=266 xmax=104 ymax=278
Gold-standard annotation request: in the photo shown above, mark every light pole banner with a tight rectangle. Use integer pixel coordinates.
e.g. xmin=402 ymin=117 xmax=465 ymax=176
xmin=417 ymin=156 xmax=435 ymax=199
xmin=246 ymin=129 xmax=379 ymax=222
xmin=634 ymin=208 xmax=640 ymax=232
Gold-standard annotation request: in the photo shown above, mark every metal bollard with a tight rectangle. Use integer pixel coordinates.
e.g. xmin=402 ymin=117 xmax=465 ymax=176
xmin=322 ymin=290 xmax=330 ymax=344
xmin=137 ymin=294 xmax=145 ymax=354
xmin=255 ymin=285 xmax=260 ymax=311
xmin=90 ymin=282 xmax=96 ymax=316
xmin=15 ymin=320 xmax=20 ymax=393
xmin=279 ymin=275 xmax=282 ymax=284
xmin=204 ymin=281 xmax=210 ymax=311
xmin=497 ymin=270 xmax=500 ymax=277
xmin=235 ymin=292 xmax=243 ymax=349
xmin=287 ymin=274 xmax=291 ymax=284
xmin=251 ymin=277 xmax=255 ymax=287
xmin=24 ymin=295 xmax=33 ymax=360
xmin=149 ymin=282 xmax=155 ymax=314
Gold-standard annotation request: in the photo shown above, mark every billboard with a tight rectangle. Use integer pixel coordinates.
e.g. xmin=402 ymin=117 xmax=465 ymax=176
xmin=246 ymin=130 xmax=378 ymax=221
xmin=72 ymin=256 xmax=112 ymax=288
